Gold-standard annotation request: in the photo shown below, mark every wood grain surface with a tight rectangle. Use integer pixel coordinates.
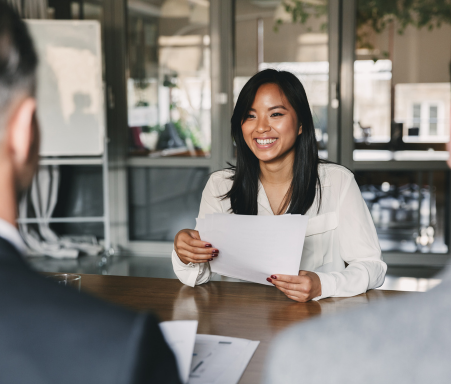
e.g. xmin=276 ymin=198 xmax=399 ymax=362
xmin=73 ymin=274 xmax=410 ymax=384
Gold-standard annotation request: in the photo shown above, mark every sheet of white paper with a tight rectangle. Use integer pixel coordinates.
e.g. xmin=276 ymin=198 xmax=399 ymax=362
xmin=216 ymin=341 xmax=260 ymax=384
xmin=198 ymin=214 xmax=309 ymax=285
xmin=160 ymin=320 xmax=198 ymax=383
xmin=188 ymin=334 xmax=259 ymax=384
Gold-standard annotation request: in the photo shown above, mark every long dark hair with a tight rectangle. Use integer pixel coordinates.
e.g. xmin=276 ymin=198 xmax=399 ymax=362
xmin=223 ymin=69 xmax=324 ymax=215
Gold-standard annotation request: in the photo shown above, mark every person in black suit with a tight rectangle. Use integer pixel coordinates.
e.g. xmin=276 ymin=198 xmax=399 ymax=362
xmin=0 ymin=2 xmax=180 ymax=383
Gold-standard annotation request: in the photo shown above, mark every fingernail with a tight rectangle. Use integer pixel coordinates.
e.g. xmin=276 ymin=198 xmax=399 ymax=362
xmin=212 ymin=250 xmax=219 ymax=254
xmin=271 ymin=275 xmax=277 ymax=279
xmin=212 ymin=253 xmax=218 ymax=257
xmin=205 ymin=244 xmax=212 ymax=248
xmin=266 ymin=277 xmax=272 ymax=283
xmin=209 ymin=258 xmax=214 ymax=261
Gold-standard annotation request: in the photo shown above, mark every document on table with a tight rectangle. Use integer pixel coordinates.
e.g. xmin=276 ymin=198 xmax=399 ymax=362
xmin=197 ymin=213 xmax=309 ymax=285
xmin=160 ymin=321 xmax=259 ymax=384
xmin=160 ymin=320 xmax=198 ymax=383
xmin=188 ymin=335 xmax=259 ymax=384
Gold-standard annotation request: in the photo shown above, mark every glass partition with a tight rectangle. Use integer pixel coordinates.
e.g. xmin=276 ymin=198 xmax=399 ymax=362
xmin=128 ymin=167 xmax=209 ymax=241
xmin=127 ymin=0 xmax=211 ymax=158
xmin=234 ymin=0 xmax=329 ymax=156
xmin=353 ymin=4 xmax=451 ymax=161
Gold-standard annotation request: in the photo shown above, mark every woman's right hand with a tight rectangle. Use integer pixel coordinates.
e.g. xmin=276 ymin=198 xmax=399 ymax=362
xmin=174 ymin=229 xmax=219 ymax=265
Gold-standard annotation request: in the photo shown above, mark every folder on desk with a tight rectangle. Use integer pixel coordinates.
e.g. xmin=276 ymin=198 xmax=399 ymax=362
xmin=197 ymin=213 xmax=309 ymax=285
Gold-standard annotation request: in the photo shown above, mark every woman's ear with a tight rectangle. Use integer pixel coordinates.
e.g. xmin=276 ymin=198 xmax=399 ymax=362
xmin=8 ymin=97 xmax=36 ymax=166
xmin=298 ymin=124 xmax=302 ymax=135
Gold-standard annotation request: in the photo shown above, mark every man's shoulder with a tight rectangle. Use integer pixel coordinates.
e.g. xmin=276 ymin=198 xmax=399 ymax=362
xmin=0 ymin=258 xmax=141 ymax=333
xmin=0 ymin=259 xmax=169 ymax=383
xmin=264 ymin=279 xmax=451 ymax=383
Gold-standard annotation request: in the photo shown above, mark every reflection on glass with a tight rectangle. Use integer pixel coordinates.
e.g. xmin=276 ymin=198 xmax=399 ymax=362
xmin=396 ymin=84 xmax=449 ymax=143
xmin=234 ymin=0 xmax=328 ymax=154
xmin=354 ymin=4 xmax=451 ymax=159
xmin=127 ymin=1 xmax=211 ymax=158
xmin=46 ymin=1 xmax=103 ymax=21
xmin=128 ymin=167 xmax=209 ymax=241
xmin=354 ymin=60 xmax=391 ymax=143
xmin=356 ymin=171 xmax=448 ymax=254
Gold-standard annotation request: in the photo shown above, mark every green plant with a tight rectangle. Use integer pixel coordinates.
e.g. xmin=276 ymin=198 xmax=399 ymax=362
xmin=274 ymin=1 xmax=327 ymax=32
xmin=275 ymin=0 xmax=451 ymax=55
xmin=173 ymin=119 xmax=203 ymax=149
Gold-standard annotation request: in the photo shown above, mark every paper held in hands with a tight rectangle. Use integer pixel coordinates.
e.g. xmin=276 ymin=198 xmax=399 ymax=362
xmin=197 ymin=213 xmax=309 ymax=285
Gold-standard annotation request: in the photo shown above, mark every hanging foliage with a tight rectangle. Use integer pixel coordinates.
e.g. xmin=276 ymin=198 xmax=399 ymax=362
xmin=275 ymin=0 xmax=451 ymax=53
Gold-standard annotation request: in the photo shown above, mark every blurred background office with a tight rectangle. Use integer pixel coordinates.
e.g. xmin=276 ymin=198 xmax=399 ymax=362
xmin=9 ymin=0 xmax=451 ymax=292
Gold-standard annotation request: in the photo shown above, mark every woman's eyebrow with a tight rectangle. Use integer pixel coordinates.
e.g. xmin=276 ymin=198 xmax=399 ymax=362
xmin=268 ymin=105 xmax=287 ymax=111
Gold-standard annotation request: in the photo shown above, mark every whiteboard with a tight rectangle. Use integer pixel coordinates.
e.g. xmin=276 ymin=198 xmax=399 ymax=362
xmin=26 ymin=20 xmax=105 ymax=156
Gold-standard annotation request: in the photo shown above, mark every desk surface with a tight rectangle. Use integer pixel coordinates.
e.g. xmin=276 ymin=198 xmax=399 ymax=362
xmin=77 ymin=274 xmax=410 ymax=384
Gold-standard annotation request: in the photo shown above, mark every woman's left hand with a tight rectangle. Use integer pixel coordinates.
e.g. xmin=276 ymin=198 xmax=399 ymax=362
xmin=267 ymin=270 xmax=322 ymax=302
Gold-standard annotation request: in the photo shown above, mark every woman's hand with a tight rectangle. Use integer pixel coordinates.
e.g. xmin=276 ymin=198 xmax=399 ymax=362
xmin=267 ymin=270 xmax=321 ymax=302
xmin=174 ymin=229 xmax=219 ymax=265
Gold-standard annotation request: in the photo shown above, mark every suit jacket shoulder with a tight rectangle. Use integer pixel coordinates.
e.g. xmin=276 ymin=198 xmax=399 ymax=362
xmin=0 ymin=237 xmax=180 ymax=384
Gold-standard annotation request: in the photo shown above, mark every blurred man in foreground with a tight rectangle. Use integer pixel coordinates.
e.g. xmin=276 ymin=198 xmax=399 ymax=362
xmin=0 ymin=2 xmax=180 ymax=383
xmin=264 ymin=266 xmax=451 ymax=381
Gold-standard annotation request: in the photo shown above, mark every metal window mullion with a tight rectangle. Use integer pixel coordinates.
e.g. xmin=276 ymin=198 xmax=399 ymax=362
xmin=447 ymin=170 xmax=451 ymax=252
xmin=210 ymin=0 xmax=234 ymax=173
xmin=339 ymin=0 xmax=356 ymax=169
xmin=104 ymin=0 xmax=129 ymax=252
xmin=327 ymin=0 xmax=341 ymax=163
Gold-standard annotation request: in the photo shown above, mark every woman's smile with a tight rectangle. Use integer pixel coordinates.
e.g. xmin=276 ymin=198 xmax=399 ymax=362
xmin=254 ymin=137 xmax=278 ymax=148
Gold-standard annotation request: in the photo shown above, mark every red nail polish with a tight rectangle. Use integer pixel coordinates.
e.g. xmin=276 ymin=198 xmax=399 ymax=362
xmin=266 ymin=277 xmax=272 ymax=283
xmin=271 ymin=275 xmax=277 ymax=279
xmin=205 ymin=244 xmax=212 ymax=248
xmin=209 ymin=258 xmax=214 ymax=261
xmin=212 ymin=254 xmax=218 ymax=257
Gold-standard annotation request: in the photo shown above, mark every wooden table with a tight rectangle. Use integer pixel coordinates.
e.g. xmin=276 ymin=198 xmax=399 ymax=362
xmin=77 ymin=274 xmax=409 ymax=384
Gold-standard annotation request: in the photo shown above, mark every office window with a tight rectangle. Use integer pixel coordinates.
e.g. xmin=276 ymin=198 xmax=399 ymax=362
xmin=397 ymin=89 xmax=447 ymax=142
xmin=412 ymin=103 xmax=421 ymax=133
xmin=429 ymin=105 xmax=438 ymax=135
xmin=353 ymin=60 xmax=392 ymax=143
xmin=353 ymin=3 xmax=451 ymax=159
xmin=127 ymin=1 xmax=211 ymax=158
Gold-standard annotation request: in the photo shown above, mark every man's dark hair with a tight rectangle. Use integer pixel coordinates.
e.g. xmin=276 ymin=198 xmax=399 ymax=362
xmin=0 ymin=0 xmax=38 ymax=125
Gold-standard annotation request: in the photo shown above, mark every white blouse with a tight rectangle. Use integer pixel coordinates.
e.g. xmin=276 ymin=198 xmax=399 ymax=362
xmin=172 ymin=163 xmax=387 ymax=301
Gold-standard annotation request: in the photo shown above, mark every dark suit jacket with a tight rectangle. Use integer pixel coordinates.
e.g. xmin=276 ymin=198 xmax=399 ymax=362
xmin=0 ymin=237 xmax=181 ymax=384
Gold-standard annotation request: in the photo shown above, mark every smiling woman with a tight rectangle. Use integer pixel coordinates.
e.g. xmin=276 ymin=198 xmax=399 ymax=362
xmin=172 ymin=69 xmax=387 ymax=302
xmin=227 ymin=72 xmax=321 ymax=217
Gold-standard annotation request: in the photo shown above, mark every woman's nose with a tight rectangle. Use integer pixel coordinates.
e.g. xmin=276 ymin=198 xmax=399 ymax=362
xmin=256 ymin=122 xmax=271 ymax=133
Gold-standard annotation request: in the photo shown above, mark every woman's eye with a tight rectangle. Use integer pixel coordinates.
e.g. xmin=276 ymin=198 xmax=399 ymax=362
xmin=246 ymin=114 xmax=256 ymax=119
xmin=271 ymin=113 xmax=283 ymax=117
